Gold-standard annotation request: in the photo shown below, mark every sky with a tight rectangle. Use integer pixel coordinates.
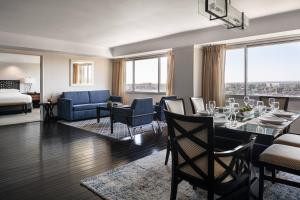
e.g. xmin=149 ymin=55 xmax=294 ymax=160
xmin=225 ymin=41 xmax=300 ymax=83
xmin=126 ymin=57 xmax=167 ymax=84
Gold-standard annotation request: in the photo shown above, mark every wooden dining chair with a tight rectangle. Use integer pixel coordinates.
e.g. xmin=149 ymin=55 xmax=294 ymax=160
xmin=164 ymin=110 xmax=256 ymax=200
xmin=259 ymin=96 xmax=289 ymax=111
xmin=164 ymin=98 xmax=186 ymax=165
xmin=190 ymin=97 xmax=205 ymax=114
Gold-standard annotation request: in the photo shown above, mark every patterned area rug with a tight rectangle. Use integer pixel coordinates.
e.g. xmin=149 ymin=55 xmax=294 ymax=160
xmin=59 ymin=117 xmax=166 ymax=140
xmin=81 ymin=150 xmax=300 ymax=200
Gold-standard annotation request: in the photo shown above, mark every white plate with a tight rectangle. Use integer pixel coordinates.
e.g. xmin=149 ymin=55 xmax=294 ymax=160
xmin=272 ymin=110 xmax=294 ymax=118
xmin=258 ymin=115 xmax=287 ymax=125
xmin=197 ymin=111 xmax=210 ymax=116
xmin=214 ymin=118 xmax=227 ymax=126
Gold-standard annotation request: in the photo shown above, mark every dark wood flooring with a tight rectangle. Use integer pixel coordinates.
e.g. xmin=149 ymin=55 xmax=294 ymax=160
xmin=0 ymin=122 xmax=167 ymax=200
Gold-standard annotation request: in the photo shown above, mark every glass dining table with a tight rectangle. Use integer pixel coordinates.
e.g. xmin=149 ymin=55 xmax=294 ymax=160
xmin=213 ymin=111 xmax=300 ymax=164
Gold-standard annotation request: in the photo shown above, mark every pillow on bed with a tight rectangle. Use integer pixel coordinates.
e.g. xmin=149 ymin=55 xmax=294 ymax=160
xmin=0 ymin=89 xmax=20 ymax=93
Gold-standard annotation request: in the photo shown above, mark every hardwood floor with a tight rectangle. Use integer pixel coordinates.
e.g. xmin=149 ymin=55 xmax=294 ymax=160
xmin=0 ymin=122 xmax=167 ymax=200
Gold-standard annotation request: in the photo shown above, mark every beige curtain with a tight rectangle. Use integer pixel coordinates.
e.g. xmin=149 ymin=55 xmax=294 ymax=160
xmin=202 ymin=44 xmax=226 ymax=106
xmin=72 ymin=63 xmax=79 ymax=84
xmin=112 ymin=59 xmax=127 ymax=103
xmin=166 ymin=51 xmax=175 ymax=96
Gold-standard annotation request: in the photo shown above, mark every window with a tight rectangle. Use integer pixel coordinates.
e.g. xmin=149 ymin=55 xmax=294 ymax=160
xmin=125 ymin=56 xmax=168 ymax=93
xmin=225 ymin=40 xmax=300 ymax=97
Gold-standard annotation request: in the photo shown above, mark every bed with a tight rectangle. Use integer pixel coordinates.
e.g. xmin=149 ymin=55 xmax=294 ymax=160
xmin=0 ymin=80 xmax=32 ymax=115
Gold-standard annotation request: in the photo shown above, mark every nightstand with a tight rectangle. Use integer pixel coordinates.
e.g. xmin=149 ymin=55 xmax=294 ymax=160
xmin=27 ymin=92 xmax=40 ymax=108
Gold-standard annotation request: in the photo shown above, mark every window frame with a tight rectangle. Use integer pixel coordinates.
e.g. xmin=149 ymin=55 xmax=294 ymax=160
xmin=125 ymin=54 xmax=167 ymax=94
xmin=225 ymin=38 xmax=300 ymax=97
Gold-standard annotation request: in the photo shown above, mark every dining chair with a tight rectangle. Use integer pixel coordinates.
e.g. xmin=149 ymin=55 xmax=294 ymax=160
xmin=164 ymin=110 xmax=256 ymax=200
xmin=259 ymin=96 xmax=289 ymax=111
xmin=258 ymin=144 xmax=300 ymax=200
xmin=163 ymin=98 xmax=186 ymax=165
xmin=190 ymin=97 xmax=205 ymax=114
xmin=154 ymin=96 xmax=177 ymax=132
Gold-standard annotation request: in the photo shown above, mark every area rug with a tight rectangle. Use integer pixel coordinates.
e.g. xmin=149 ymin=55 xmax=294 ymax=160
xmin=80 ymin=150 xmax=300 ymax=200
xmin=59 ymin=117 xmax=166 ymax=140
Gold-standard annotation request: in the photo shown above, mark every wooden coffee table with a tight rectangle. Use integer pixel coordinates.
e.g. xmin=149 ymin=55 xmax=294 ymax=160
xmin=96 ymin=104 xmax=129 ymax=134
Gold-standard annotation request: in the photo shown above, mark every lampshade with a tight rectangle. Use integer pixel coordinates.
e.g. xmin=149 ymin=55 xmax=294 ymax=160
xmin=24 ymin=77 xmax=35 ymax=84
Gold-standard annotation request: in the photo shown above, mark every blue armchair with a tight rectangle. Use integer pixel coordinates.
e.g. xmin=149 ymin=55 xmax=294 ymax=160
xmin=112 ymin=98 xmax=156 ymax=139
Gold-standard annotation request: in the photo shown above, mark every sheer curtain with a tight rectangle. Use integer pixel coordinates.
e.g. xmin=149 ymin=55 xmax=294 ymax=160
xmin=166 ymin=51 xmax=175 ymax=96
xmin=112 ymin=59 xmax=127 ymax=103
xmin=202 ymin=44 xmax=226 ymax=106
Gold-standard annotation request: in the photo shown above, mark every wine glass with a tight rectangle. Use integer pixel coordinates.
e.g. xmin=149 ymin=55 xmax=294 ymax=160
xmin=269 ymin=98 xmax=275 ymax=110
xmin=257 ymin=101 xmax=264 ymax=115
xmin=209 ymin=101 xmax=216 ymax=115
xmin=228 ymin=98 xmax=235 ymax=103
xmin=244 ymin=96 xmax=250 ymax=106
xmin=223 ymin=107 xmax=231 ymax=126
xmin=225 ymin=100 xmax=231 ymax=108
xmin=248 ymin=99 xmax=255 ymax=109
xmin=231 ymin=103 xmax=240 ymax=127
xmin=273 ymin=102 xmax=280 ymax=111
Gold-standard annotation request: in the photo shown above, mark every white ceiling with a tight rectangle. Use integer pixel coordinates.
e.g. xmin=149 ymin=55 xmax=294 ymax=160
xmin=0 ymin=0 xmax=299 ymax=49
xmin=0 ymin=53 xmax=40 ymax=64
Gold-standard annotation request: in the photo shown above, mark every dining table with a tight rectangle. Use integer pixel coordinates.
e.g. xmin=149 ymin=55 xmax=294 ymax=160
xmin=213 ymin=111 xmax=300 ymax=164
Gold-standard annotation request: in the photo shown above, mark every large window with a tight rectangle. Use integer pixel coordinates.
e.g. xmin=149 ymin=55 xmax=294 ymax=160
xmin=126 ymin=56 xmax=167 ymax=93
xmin=225 ymin=40 xmax=300 ymax=97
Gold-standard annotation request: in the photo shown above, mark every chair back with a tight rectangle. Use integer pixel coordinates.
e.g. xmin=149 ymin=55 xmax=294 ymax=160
xmin=159 ymin=96 xmax=177 ymax=107
xmin=131 ymin=98 xmax=154 ymax=125
xmin=190 ymin=97 xmax=205 ymax=114
xmin=259 ymin=96 xmax=289 ymax=111
xmin=164 ymin=98 xmax=186 ymax=115
xmin=164 ymin=111 xmax=215 ymax=183
xmin=131 ymin=98 xmax=153 ymax=114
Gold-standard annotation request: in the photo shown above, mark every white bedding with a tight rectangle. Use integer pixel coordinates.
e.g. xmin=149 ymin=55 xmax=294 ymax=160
xmin=0 ymin=90 xmax=32 ymax=106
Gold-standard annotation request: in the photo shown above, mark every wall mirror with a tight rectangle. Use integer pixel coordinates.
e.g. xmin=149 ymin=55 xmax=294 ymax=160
xmin=70 ymin=60 xmax=94 ymax=86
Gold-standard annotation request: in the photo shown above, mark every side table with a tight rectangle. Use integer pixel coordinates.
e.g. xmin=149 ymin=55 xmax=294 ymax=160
xmin=40 ymin=102 xmax=57 ymax=122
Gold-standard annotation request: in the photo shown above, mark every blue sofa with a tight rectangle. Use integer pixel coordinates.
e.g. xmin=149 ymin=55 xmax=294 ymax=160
xmin=58 ymin=90 xmax=122 ymax=121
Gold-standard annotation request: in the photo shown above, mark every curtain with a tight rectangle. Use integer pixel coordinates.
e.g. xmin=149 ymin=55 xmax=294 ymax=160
xmin=202 ymin=44 xmax=226 ymax=106
xmin=166 ymin=51 xmax=175 ymax=96
xmin=112 ymin=59 xmax=127 ymax=103
xmin=72 ymin=63 xmax=79 ymax=84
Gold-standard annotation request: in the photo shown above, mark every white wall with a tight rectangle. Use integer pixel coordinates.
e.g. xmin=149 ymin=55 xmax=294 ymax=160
xmin=42 ymin=53 xmax=111 ymax=102
xmin=173 ymin=46 xmax=194 ymax=114
xmin=0 ymin=62 xmax=40 ymax=93
xmin=0 ymin=48 xmax=112 ymax=103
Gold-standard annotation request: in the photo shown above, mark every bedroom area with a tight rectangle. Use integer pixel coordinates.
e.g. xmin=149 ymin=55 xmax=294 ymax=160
xmin=0 ymin=52 xmax=41 ymax=126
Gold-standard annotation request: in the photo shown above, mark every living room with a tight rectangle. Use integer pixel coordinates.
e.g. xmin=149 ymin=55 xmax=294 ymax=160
xmin=1 ymin=1 xmax=300 ymax=200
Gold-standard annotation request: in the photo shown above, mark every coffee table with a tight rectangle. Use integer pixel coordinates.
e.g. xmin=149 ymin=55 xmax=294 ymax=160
xmin=96 ymin=104 xmax=129 ymax=134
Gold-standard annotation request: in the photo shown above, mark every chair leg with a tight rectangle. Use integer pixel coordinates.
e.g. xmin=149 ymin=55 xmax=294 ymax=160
xmin=151 ymin=122 xmax=157 ymax=134
xmin=170 ymin=175 xmax=178 ymax=200
xmin=208 ymin=190 xmax=214 ymax=200
xmin=271 ymin=169 xmax=276 ymax=184
xmin=259 ymin=167 xmax=264 ymax=200
xmin=156 ymin=119 xmax=162 ymax=133
xmin=127 ymin=125 xmax=134 ymax=140
xmin=165 ymin=140 xmax=171 ymax=165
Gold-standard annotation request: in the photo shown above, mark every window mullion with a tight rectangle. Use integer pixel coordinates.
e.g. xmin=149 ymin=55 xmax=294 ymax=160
xmin=133 ymin=60 xmax=135 ymax=92
xmin=158 ymin=57 xmax=161 ymax=93
xmin=244 ymin=47 xmax=248 ymax=96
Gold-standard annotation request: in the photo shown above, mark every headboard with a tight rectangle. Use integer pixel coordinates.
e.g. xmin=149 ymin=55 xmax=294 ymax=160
xmin=0 ymin=80 xmax=20 ymax=90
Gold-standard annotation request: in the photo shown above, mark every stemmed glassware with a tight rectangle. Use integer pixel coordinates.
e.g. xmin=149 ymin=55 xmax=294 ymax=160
xmin=273 ymin=102 xmax=280 ymax=111
xmin=269 ymin=98 xmax=275 ymax=111
xmin=244 ymin=96 xmax=250 ymax=106
xmin=223 ymin=106 xmax=231 ymax=127
xmin=231 ymin=103 xmax=240 ymax=127
xmin=208 ymin=100 xmax=216 ymax=116
xmin=257 ymin=101 xmax=265 ymax=116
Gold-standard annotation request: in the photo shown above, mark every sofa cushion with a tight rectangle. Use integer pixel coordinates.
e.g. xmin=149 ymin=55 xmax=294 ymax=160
xmin=73 ymin=103 xmax=107 ymax=111
xmin=89 ymin=90 xmax=110 ymax=103
xmin=63 ymin=91 xmax=90 ymax=105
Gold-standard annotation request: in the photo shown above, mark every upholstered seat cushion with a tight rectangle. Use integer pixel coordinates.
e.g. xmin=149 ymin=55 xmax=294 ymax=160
xmin=73 ymin=103 xmax=107 ymax=111
xmin=274 ymin=134 xmax=300 ymax=148
xmin=259 ymin=144 xmax=300 ymax=170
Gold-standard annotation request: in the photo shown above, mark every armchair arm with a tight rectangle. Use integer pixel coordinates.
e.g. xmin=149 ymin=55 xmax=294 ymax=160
xmin=57 ymin=98 xmax=73 ymax=121
xmin=110 ymin=95 xmax=123 ymax=103
xmin=112 ymin=107 xmax=133 ymax=117
xmin=214 ymin=136 xmax=256 ymax=157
